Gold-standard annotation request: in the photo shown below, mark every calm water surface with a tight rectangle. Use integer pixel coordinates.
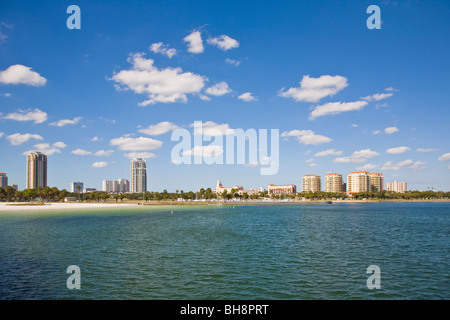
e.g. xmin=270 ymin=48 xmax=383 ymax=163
xmin=0 ymin=202 xmax=448 ymax=299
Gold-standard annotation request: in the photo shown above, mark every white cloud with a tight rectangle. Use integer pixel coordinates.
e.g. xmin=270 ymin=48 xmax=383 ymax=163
xmin=182 ymin=145 xmax=224 ymax=157
xmin=199 ymin=94 xmax=211 ymax=101
xmin=49 ymin=117 xmax=82 ymax=127
xmin=281 ymin=129 xmax=332 ymax=145
xmin=382 ymin=159 xmax=427 ymax=171
xmin=334 ymin=149 xmax=380 ymax=163
xmin=0 ymin=64 xmax=46 ymax=86
xmin=309 ymin=101 xmax=368 ymax=120
xmin=94 ymin=150 xmax=114 ymax=157
xmin=23 ymin=142 xmax=66 ymax=156
xmin=124 ymin=152 xmax=157 ymax=159
xmin=385 ymin=126 xmax=399 ymax=134
xmin=2 ymin=108 xmax=47 ymax=124
xmin=207 ymin=35 xmax=239 ymax=50
xmin=386 ymin=146 xmax=411 ymax=154
xmin=111 ymin=52 xmax=206 ymax=106
xmin=2 ymin=93 xmax=11 ymax=97
xmin=238 ymin=92 xmax=257 ymax=102
xmin=361 ymin=92 xmax=393 ymax=102
xmin=356 ymin=163 xmax=380 ymax=171
xmin=309 ymin=163 xmax=318 ymax=167
xmin=92 ymin=161 xmax=108 ymax=168
xmin=385 ymin=87 xmax=399 ymax=92
xmin=205 ymin=82 xmax=232 ymax=96
xmin=0 ymin=132 xmax=3 ymax=138
xmin=305 ymin=158 xmax=315 ymax=163
xmin=416 ymin=148 xmax=438 ymax=152
xmin=72 ymin=149 xmax=92 ymax=155
xmin=110 ymin=136 xmax=163 ymax=151
xmin=373 ymin=130 xmax=381 ymax=135
xmin=225 ymin=58 xmax=241 ymax=66
xmin=438 ymin=153 xmax=450 ymax=161
xmin=352 ymin=124 xmax=359 ymax=128
xmin=279 ymin=75 xmax=348 ymax=103
xmin=149 ymin=42 xmax=177 ymax=58
xmin=315 ymin=149 xmax=343 ymax=157
xmin=191 ymin=121 xmax=235 ymax=136
xmin=91 ymin=136 xmax=101 ymax=142
xmin=138 ymin=121 xmax=179 ymax=135
xmin=6 ymin=133 xmax=43 ymax=145
xmin=184 ymin=30 xmax=204 ymax=54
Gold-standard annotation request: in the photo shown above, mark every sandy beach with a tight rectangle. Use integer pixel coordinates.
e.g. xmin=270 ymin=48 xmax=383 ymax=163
xmin=0 ymin=202 xmax=140 ymax=212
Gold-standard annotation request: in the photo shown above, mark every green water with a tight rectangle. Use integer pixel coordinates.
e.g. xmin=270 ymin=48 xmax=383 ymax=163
xmin=0 ymin=203 xmax=448 ymax=299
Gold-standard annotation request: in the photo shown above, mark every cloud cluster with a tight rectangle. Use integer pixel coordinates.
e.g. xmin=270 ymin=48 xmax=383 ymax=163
xmin=0 ymin=64 xmax=46 ymax=86
xmin=2 ymin=108 xmax=48 ymax=124
xmin=149 ymin=42 xmax=177 ymax=58
xmin=386 ymin=146 xmax=410 ymax=154
xmin=111 ymin=53 xmax=206 ymax=106
xmin=191 ymin=121 xmax=235 ymax=136
xmin=333 ymin=149 xmax=380 ymax=163
xmin=382 ymin=159 xmax=427 ymax=171
xmin=205 ymin=82 xmax=232 ymax=96
xmin=207 ymin=35 xmax=239 ymax=51
xmin=49 ymin=117 xmax=82 ymax=127
xmin=314 ymin=149 xmax=343 ymax=157
xmin=138 ymin=121 xmax=179 ymax=136
xmin=110 ymin=135 xmax=163 ymax=151
xmin=184 ymin=31 xmax=204 ymax=54
xmin=279 ymin=75 xmax=348 ymax=103
xmin=238 ymin=92 xmax=257 ymax=102
xmin=6 ymin=133 xmax=43 ymax=145
xmin=309 ymin=101 xmax=368 ymax=120
xmin=23 ymin=142 xmax=67 ymax=156
xmin=281 ymin=129 xmax=332 ymax=145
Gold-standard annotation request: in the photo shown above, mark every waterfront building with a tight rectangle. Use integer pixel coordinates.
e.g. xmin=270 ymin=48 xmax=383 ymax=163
xmin=71 ymin=181 xmax=84 ymax=193
xmin=347 ymin=171 xmax=370 ymax=195
xmin=0 ymin=172 xmax=8 ymax=188
xmin=214 ymin=179 xmax=244 ymax=194
xmin=369 ymin=173 xmax=384 ymax=192
xmin=302 ymin=174 xmax=321 ymax=192
xmin=27 ymin=152 xmax=47 ymax=189
xmin=102 ymin=180 xmax=114 ymax=193
xmin=84 ymin=188 xmax=96 ymax=193
xmin=114 ymin=179 xmax=130 ymax=193
xmin=131 ymin=158 xmax=147 ymax=193
xmin=386 ymin=181 xmax=407 ymax=193
xmin=268 ymin=184 xmax=297 ymax=196
xmin=325 ymin=173 xmax=345 ymax=193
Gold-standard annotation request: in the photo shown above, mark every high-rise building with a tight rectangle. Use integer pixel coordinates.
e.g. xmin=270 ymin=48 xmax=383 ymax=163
xmin=115 ymin=179 xmax=130 ymax=193
xmin=102 ymin=180 xmax=114 ymax=193
xmin=302 ymin=174 xmax=321 ymax=192
xmin=131 ymin=158 xmax=147 ymax=193
xmin=71 ymin=181 xmax=84 ymax=193
xmin=268 ymin=184 xmax=296 ymax=196
xmin=369 ymin=173 xmax=384 ymax=192
xmin=347 ymin=171 xmax=370 ymax=194
xmin=27 ymin=152 xmax=47 ymax=189
xmin=386 ymin=181 xmax=407 ymax=193
xmin=325 ymin=173 xmax=345 ymax=193
xmin=0 ymin=172 xmax=8 ymax=188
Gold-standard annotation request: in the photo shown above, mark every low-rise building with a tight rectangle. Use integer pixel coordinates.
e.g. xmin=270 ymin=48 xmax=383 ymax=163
xmin=268 ymin=184 xmax=297 ymax=196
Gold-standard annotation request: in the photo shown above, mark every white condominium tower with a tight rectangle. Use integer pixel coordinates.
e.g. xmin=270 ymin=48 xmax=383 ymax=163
xmin=27 ymin=152 xmax=47 ymax=189
xmin=386 ymin=181 xmax=407 ymax=193
xmin=131 ymin=158 xmax=147 ymax=193
xmin=302 ymin=174 xmax=321 ymax=192
xmin=325 ymin=173 xmax=345 ymax=193
xmin=347 ymin=171 xmax=370 ymax=194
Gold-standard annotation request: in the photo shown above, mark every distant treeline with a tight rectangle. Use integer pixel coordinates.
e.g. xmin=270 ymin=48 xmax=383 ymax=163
xmin=0 ymin=186 xmax=449 ymax=202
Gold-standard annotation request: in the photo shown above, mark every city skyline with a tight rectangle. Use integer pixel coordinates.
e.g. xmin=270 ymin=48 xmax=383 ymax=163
xmin=0 ymin=1 xmax=449 ymax=192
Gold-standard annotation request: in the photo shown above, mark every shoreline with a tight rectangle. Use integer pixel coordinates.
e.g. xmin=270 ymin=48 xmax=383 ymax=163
xmin=0 ymin=198 xmax=449 ymax=212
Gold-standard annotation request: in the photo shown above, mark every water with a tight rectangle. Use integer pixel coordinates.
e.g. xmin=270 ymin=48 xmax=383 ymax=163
xmin=0 ymin=202 xmax=448 ymax=299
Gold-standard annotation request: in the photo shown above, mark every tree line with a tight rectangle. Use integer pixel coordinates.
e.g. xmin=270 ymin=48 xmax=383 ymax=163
xmin=0 ymin=186 xmax=449 ymax=202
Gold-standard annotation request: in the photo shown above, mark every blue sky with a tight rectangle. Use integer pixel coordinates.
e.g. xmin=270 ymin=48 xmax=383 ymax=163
xmin=0 ymin=0 xmax=449 ymax=192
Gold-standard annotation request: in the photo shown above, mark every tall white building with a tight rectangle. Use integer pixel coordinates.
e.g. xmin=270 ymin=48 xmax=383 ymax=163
xmin=347 ymin=171 xmax=370 ymax=195
xmin=386 ymin=181 xmax=407 ymax=193
xmin=302 ymin=174 xmax=321 ymax=192
xmin=27 ymin=152 xmax=47 ymax=189
xmin=325 ymin=173 xmax=345 ymax=193
xmin=131 ymin=158 xmax=147 ymax=193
